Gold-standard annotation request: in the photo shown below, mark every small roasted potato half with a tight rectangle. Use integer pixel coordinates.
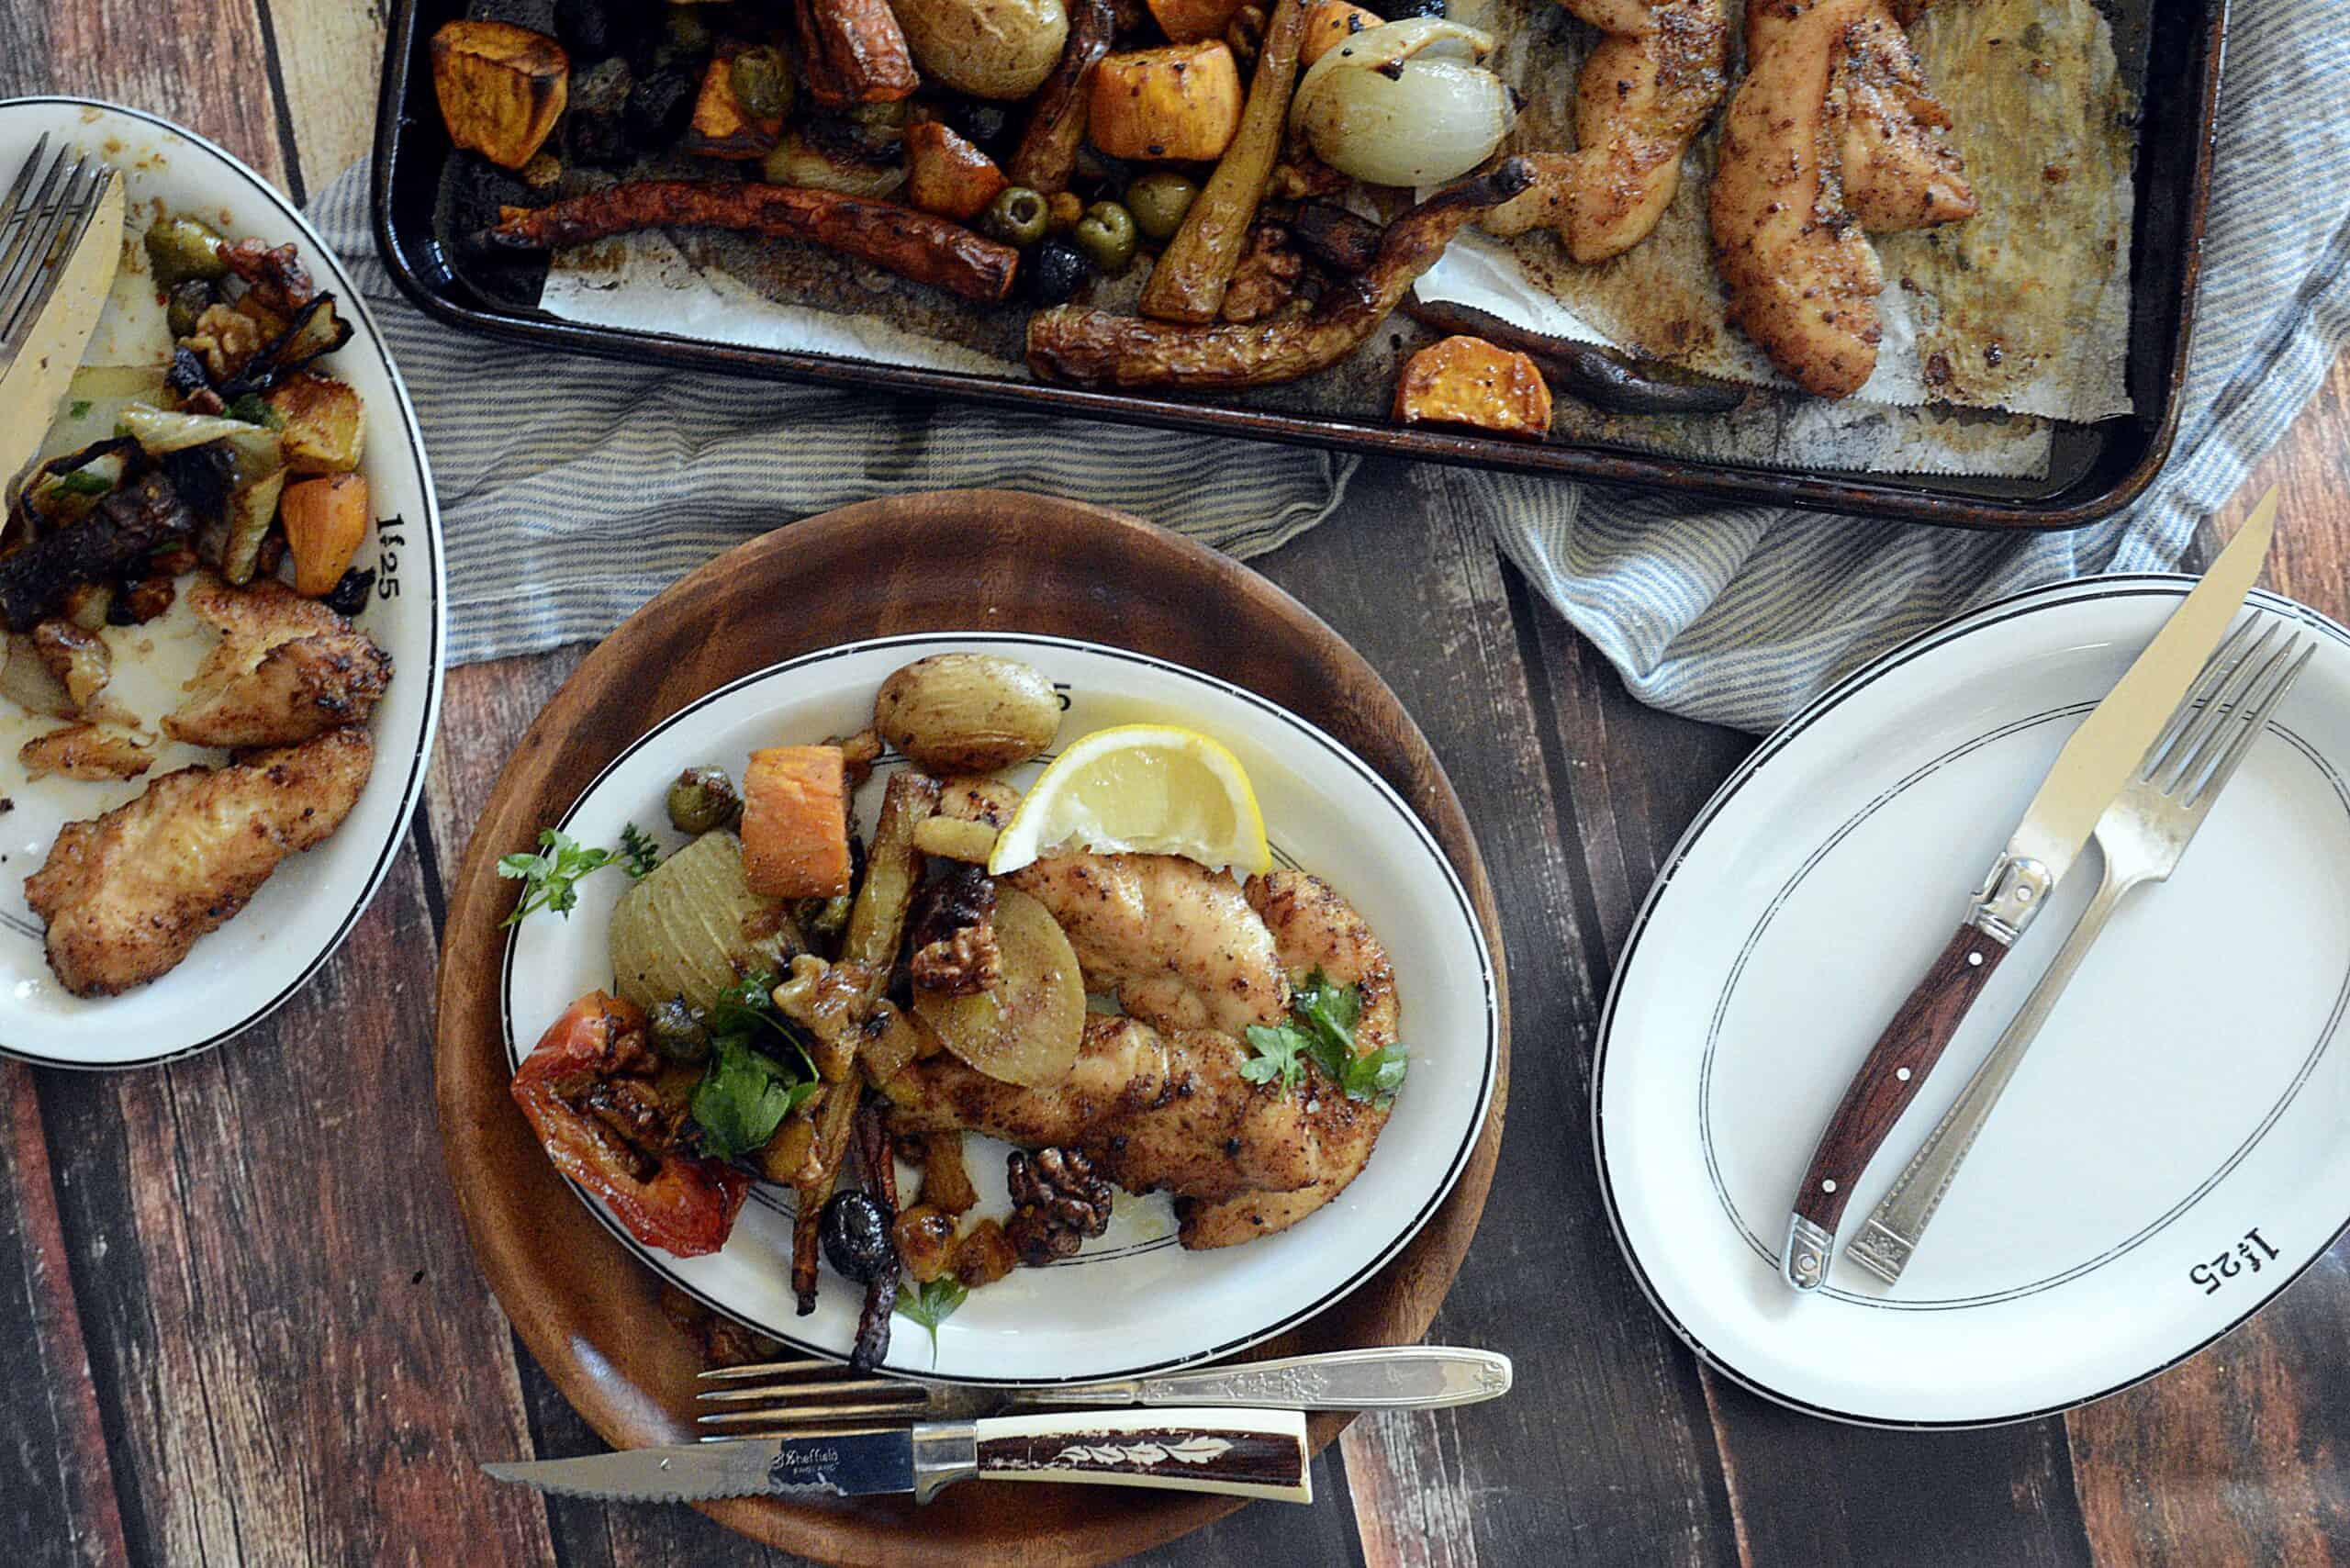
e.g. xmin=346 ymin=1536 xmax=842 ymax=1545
xmin=897 ymin=0 xmax=1070 ymax=100
xmin=874 ymin=654 xmax=1060 ymax=772
xmin=430 ymin=20 xmax=569 ymax=170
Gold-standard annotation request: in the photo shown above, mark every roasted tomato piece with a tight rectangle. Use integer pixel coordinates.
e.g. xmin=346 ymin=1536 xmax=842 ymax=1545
xmin=511 ymin=991 xmax=750 ymax=1257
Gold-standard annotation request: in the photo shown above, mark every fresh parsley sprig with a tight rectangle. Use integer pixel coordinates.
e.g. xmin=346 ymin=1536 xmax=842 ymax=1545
xmin=687 ymin=971 xmax=820 ymax=1159
xmin=497 ymin=824 xmax=659 ymax=927
xmin=894 ymin=1277 xmax=968 ymax=1364
xmin=1240 ymin=968 xmax=1410 ymax=1105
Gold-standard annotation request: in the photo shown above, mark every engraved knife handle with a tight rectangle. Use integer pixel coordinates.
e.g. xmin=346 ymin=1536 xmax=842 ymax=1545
xmin=1782 ymin=913 xmax=2020 ymax=1291
xmin=1849 ymin=859 xmax=2136 ymax=1284
xmin=1035 ymin=1347 xmax=1514 ymax=1411
xmin=917 ymin=1407 xmax=1312 ymax=1504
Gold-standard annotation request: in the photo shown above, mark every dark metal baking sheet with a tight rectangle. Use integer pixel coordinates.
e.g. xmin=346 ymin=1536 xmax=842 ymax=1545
xmin=371 ymin=0 xmax=2225 ymax=530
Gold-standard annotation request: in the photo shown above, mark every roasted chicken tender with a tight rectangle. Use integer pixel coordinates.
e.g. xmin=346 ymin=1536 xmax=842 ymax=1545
xmin=1485 ymin=0 xmax=1729 ymax=263
xmin=19 ymin=722 xmax=155 ymax=782
xmin=886 ymin=1013 xmax=1365 ymax=1205
xmin=25 ymin=726 xmax=375 ymax=996
xmin=1180 ymin=868 xmax=1400 ymax=1248
xmin=164 ymin=575 xmax=392 ymax=749
xmin=1708 ymin=0 xmax=1973 ymax=397
xmin=1008 ymin=850 xmax=1289 ymax=1036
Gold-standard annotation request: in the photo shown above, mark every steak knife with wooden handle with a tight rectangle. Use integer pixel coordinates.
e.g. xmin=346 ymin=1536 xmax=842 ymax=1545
xmin=1778 ymin=490 xmax=2279 ymax=1292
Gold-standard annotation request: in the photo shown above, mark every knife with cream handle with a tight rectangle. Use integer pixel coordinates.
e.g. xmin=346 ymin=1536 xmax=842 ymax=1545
xmin=1778 ymin=488 xmax=2278 ymax=1292
xmin=0 ymin=159 xmax=122 ymax=510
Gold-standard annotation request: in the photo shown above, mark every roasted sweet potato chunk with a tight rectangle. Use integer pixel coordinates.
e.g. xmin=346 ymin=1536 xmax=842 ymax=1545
xmin=265 ymin=372 xmax=364 ymax=475
xmin=430 ymin=20 xmax=569 ymax=171
xmin=685 ymin=55 xmax=784 ymax=159
xmin=1088 ymin=43 xmax=1244 ymax=162
xmin=1147 ymin=0 xmax=1253 ymax=43
xmin=904 ymin=122 xmax=1010 ymax=221
xmin=1300 ymin=0 xmax=1380 ymax=63
xmin=1393 ymin=334 xmax=1553 ymax=441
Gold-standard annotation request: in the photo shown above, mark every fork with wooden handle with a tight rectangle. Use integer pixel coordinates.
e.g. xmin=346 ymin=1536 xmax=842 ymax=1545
xmin=1847 ymin=616 xmax=2314 ymax=1284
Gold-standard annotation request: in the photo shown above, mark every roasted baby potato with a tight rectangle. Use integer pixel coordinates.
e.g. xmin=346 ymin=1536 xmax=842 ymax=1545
xmin=912 ymin=887 xmax=1084 ymax=1087
xmin=905 ymin=122 xmax=1012 ymax=221
xmin=897 ymin=0 xmax=1070 ymax=100
xmin=684 ymin=52 xmax=784 ymax=159
xmin=430 ymin=20 xmax=569 ymax=170
xmin=873 ymin=654 xmax=1060 ymax=772
xmin=265 ymin=372 xmax=364 ymax=475
xmin=1088 ymin=42 xmax=1244 ymax=162
xmin=1393 ymin=334 xmax=1553 ymax=441
xmin=1147 ymin=0 xmax=1253 ymax=43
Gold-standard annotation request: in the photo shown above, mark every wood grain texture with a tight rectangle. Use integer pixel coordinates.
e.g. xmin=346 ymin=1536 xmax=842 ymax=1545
xmin=433 ymin=491 xmax=1509 ymax=1566
xmin=258 ymin=0 xmax=389 ymax=195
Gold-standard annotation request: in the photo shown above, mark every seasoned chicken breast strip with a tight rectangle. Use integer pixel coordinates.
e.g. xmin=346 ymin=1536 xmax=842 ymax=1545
xmin=164 ymin=575 xmax=392 ymax=749
xmin=1485 ymin=0 xmax=1730 ymax=263
xmin=1008 ymin=852 xmax=1289 ymax=1036
xmin=1709 ymin=0 xmax=1973 ymax=397
xmin=1180 ymin=869 xmax=1400 ymax=1249
xmin=25 ymin=726 xmax=375 ymax=996
xmin=885 ymin=1013 xmax=1364 ymax=1204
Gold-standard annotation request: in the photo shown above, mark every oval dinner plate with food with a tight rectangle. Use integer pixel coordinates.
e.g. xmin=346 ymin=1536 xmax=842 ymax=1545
xmin=1596 ymin=577 xmax=2350 ymax=1428
xmin=435 ymin=491 xmax=1506 ymax=1562
xmin=0 ymin=98 xmax=443 ymax=1068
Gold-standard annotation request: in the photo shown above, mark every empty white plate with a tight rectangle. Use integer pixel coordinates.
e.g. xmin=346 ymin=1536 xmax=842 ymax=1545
xmin=1596 ymin=577 xmax=2350 ymax=1427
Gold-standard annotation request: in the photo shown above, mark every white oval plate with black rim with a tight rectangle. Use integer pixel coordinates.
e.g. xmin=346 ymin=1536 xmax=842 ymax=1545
xmin=499 ymin=633 xmax=1499 ymax=1383
xmin=1597 ymin=577 xmax=2350 ymax=1428
xmin=0 ymin=99 xmax=445 ymax=1069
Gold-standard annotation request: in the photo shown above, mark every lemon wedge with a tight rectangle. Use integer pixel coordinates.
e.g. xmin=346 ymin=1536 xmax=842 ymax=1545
xmin=988 ymin=724 xmax=1272 ymax=877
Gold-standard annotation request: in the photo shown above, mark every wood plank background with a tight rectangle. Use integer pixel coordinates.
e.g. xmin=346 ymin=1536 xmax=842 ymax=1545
xmin=6 ymin=4 xmax=2349 ymax=1563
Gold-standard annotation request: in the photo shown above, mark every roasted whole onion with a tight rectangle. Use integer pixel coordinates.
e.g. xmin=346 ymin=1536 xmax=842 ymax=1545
xmin=1287 ymin=17 xmax=1513 ymax=187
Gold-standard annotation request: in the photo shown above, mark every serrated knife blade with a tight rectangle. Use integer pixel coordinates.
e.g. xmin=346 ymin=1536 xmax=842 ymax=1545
xmin=1777 ymin=489 xmax=2278 ymax=1292
xmin=482 ymin=1429 xmax=914 ymax=1504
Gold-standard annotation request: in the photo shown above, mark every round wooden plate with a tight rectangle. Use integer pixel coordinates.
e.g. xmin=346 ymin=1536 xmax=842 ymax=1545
xmin=433 ymin=491 xmax=1510 ymax=1565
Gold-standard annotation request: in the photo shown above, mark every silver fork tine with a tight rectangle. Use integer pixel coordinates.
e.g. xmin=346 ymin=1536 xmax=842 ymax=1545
xmin=2183 ymin=636 xmax=2312 ymax=807
xmin=0 ymin=135 xmax=54 ymax=252
xmin=2137 ymin=615 xmax=2260 ymax=780
xmin=699 ymin=1399 xmax=925 ymax=1428
xmin=698 ymin=1378 xmax=916 ymax=1406
xmin=0 ymin=161 xmax=110 ymax=351
xmin=698 ymin=1359 xmax=867 ymax=1383
xmin=0 ymin=144 xmax=79 ymax=326
xmin=2157 ymin=622 xmax=2290 ymax=796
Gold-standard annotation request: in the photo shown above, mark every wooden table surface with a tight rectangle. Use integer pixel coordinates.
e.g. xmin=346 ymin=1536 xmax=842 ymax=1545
xmin=7 ymin=7 xmax=2350 ymax=1566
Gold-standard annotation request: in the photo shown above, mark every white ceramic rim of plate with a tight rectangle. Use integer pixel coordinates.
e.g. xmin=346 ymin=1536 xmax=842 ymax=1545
xmin=1592 ymin=573 xmax=2350 ymax=1429
xmin=497 ymin=630 xmax=1500 ymax=1384
xmin=0 ymin=96 xmax=447 ymax=1070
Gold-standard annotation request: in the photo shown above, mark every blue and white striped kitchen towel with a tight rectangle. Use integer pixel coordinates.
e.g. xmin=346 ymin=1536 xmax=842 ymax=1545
xmin=312 ymin=2 xmax=2348 ymax=729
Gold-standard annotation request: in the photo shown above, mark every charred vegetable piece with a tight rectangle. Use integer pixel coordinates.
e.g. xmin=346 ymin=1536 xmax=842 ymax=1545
xmin=1136 ymin=0 xmax=1303 ymax=323
xmin=265 ymin=373 xmax=364 ymax=474
xmin=0 ymin=473 xmax=197 ymax=633
xmin=1028 ymin=158 xmax=1531 ymax=387
xmin=510 ymin=992 xmax=750 ymax=1258
xmin=892 ymin=1204 xmax=958 ymax=1282
xmin=667 ymin=765 xmax=744 ymax=834
xmin=165 ymin=278 xmax=218 ymax=340
xmin=685 ymin=53 xmax=784 ymax=159
xmin=904 ymin=122 xmax=1012 ymax=222
xmin=728 ymin=46 xmax=795 ymax=121
xmin=217 ymin=295 xmax=354 ymax=399
xmin=1289 ymin=199 xmax=1382 ymax=272
xmin=1125 ymin=172 xmax=1199 ymax=241
xmin=983 ymin=185 xmax=1051 ymax=246
xmin=486 ymin=182 xmax=1022 ymax=305
xmin=941 ymin=98 xmax=1013 ymax=152
xmin=1400 ymin=294 xmax=1751 ymax=415
xmin=1393 ymin=333 xmax=1552 ymax=439
xmin=1072 ymin=200 xmax=1137 ymax=273
xmin=1089 ymin=43 xmax=1245 ymax=162
xmin=1005 ymin=0 xmax=1113 ymax=196
xmin=794 ymin=0 xmax=921 ymax=107
xmin=553 ymin=0 xmax=617 ymax=60
xmin=647 ymin=997 xmax=713 ymax=1063
xmin=1150 ymin=0 xmax=1252 ymax=42
xmin=431 ymin=20 xmax=570 ymax=170
xmin=625 ymin=65 xmax=699 ymax=146
xmin=145 ymin=217 xmax=229 ymax=288
xmin=322 ymin=567 xmax=376 ymax=618
xmin=847 ymin=1099 xmax=902 ymax=1370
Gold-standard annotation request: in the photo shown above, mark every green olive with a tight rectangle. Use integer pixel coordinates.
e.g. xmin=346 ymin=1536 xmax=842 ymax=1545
xmin=1124 ymin=173 xmax=1199 ymax=242
xmin=1072 ymin=201 xmax=1138 ymax=274
xmin=165 ymin=278 xmax=217 ymax=340
xmin=662 ymin=6 xmax=713 ymax=59
xmin=666 ymin=766 xmax=744 ymax=834
xmin=647 ymin=997 xmax=712 ymax=1063
xmin=729 ymin=47 xmax=794 ymax=121
xmin=982 ymin=186 xmax=1051 ymax=248
xmin=144 ymin=216 xmax=228 ymax=288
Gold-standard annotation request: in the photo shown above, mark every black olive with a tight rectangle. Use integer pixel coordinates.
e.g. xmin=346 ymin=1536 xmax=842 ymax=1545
xmin=566 ymin=108 xmax=631 ymax=169
xmin=941 ymin=98 xmax=1013 ymax=153
xmin=322 ymin=567 xmax=376 ymax=618
xmin=553 ymin=0 xmax=615 ymax=59
xmin=624 ymin=66 xmax=698 ymax=148
xmin=1371 ymin=0 xmax=1445 ymax=16
xmin=821 ymin=1190 xmax=897 ymax=1285
xmin=1023 ymin=239 xmax=1091 ymax=307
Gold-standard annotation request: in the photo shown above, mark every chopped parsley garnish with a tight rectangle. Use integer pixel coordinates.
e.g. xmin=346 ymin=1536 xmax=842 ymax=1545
xmin=498 ymin=824 xmax=664 ymax=925
xmin=224 ymin=391 xmax=281 ymax=427
xmin=51 ymin=469 xmax=112 ymax=498
xmin=894 ymin=1277 xmax=968 ymax=1363
xmin=66 ymin=398 xmax=92 ymax=419
xmin=619 ymin=822 xmax=660 ymax=879
xmin=688 ymin=971 xmax=819 ymax=1159
xmin=1240 ymin=969 xmax=1409 ymax=1105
